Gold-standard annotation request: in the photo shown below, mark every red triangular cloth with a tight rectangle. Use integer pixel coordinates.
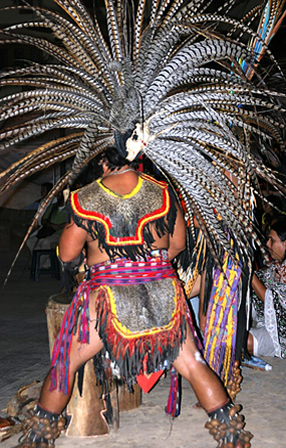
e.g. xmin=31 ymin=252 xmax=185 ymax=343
xmin=136 ymin=370 xmax=164 ymax=393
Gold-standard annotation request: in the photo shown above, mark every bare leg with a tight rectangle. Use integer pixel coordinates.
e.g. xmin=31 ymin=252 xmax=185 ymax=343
xmin=15 ymin=293 xmax=105 ymax=447
xmin=172 ymin=325 xmax=228 ymax=412
xmin=173 ymin=326 xmax=253 ymax=446
xmin=39 ymin=291 xmax=104 ymax=413
xmin=247 ymin=332 xmax=254 ymax=355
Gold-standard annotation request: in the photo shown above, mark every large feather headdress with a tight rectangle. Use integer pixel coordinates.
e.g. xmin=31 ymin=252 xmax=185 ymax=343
xmin=0 ymin=0 xmax=286 ymax=279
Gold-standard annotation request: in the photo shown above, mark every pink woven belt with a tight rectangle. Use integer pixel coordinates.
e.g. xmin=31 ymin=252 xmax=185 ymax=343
xmin=86 ymin=249 xmax=176 ymax=285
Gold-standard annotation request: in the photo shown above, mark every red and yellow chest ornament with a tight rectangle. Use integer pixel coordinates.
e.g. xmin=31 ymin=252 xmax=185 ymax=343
xmin=69 ymin=173 xmax=170 ymax=246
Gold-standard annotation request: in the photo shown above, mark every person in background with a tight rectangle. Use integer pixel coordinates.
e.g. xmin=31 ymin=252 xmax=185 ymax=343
xmin=26 ymin=191 xmax=67 ymax=268
xmin=24 ymin=182 xmax=53 ymax=213
xmin=247 ymin=220 xmax=286 ymax=358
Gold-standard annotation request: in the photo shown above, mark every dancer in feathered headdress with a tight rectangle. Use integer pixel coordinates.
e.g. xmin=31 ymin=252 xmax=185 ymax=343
xmin=1 ymin=1 xmax=286 ymax=447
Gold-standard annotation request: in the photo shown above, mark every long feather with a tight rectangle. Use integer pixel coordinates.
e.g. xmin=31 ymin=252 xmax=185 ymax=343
xmin=0 ymin=0 xmax=285 ymax=284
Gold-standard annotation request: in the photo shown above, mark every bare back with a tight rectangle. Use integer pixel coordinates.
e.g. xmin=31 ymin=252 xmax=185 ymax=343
xmin=86 ymin=170 xmax=170 ymax=265
xmin=59 ymin=168 xmax=186 ymax=266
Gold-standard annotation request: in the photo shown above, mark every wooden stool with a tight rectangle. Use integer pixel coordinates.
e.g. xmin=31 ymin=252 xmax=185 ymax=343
xmin=30 ymin=249 xmax=60 ymax=281
xmin=46 ymin=293 xmax=142 ymax=437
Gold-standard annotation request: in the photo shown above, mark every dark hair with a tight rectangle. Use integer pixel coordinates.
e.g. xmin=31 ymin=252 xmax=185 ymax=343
xmin=102 ymin=146 xmax=139 ymax=171
xmin=271 ymin=219 xmax=286 ymax=242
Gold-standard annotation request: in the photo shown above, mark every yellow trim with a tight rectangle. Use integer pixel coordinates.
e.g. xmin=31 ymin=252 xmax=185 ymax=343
xmin=105 ymin=280 xmax=179 ymax=338
xmin=70 ymin=176 xmax=170 ymax=246
xmin=97 ymin=176 xmax=143 ymax=198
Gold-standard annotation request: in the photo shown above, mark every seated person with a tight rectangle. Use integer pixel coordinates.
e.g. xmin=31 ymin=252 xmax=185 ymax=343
xmin=23 ymin=182 xmax=53 ymax=211
xmin=27 ymin=191 xmax=67 ymax=267
xmin=247 ymin=220 xmax=286 ymax=358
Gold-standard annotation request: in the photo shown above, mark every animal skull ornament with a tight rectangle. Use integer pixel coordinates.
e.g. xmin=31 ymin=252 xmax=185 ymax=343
xmin=125 ymin=122 xmax=155 ymax=161
xmin=125 ymin=119 xmax=178 ymax=161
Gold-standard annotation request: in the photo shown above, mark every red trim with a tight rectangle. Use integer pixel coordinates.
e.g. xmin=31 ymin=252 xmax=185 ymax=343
xmin=70 ymin=177 xmax=170 ymax=246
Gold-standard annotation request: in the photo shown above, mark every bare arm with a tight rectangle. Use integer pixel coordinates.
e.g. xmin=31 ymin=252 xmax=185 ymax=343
xmin=58 ymin=217 xmax=87 ymax=263
xmin=252 ymin=273 xmax=267 ymax=303
xmin=168 ymin=202 xmax=186 ymax=261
